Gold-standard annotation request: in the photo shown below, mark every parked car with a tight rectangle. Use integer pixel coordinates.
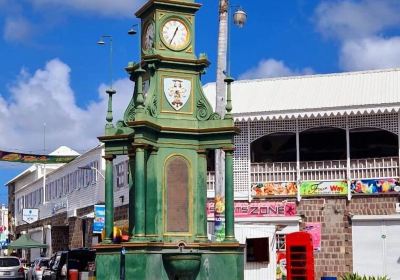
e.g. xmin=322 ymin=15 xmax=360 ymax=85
xmin=26 ymin=257 xmax=50 ymax=280
xmin=42 ymin=248 xmax=95 ymax=280
xmin=0 ymin=256 xmax=25 ymax=279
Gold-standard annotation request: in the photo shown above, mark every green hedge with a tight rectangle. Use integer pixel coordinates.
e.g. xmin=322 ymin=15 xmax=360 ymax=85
xmin=340 ymin=273 xmax=390 ymax=280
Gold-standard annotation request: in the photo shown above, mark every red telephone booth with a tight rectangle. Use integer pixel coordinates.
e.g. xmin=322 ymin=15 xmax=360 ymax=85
xmin=286 ymin=231 xmax=315 ymax=280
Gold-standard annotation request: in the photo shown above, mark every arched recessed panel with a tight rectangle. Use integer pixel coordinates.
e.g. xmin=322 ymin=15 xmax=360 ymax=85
xmin=250 ymin=132 xmax=296 ymax=163
xmin=300 ymin=127 xmax=346 ymax=161
xmin=165 ymin=155 xmax=189 ymax=232
xmin=350 ymin=127 xmax=398 ymax=159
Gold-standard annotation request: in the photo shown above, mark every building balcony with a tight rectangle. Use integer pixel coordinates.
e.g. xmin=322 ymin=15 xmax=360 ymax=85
xmin=207 ymin=156 xmax=400 ymax=198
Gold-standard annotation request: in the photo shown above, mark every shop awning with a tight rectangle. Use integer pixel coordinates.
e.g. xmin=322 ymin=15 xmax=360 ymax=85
xmin=8 ymin=234 xmax=47 ymax=249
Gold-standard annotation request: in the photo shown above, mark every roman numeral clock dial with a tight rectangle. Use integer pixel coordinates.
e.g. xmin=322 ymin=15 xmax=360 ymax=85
xmin=161 ymin=19 xmax=190 ymax=51
xmin=143 ymin=21 xmax=155 ymax=51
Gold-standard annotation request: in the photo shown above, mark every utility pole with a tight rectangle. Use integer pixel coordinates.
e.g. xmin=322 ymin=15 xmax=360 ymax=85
xmin=214 ymin=0 xmax=229 ymax=242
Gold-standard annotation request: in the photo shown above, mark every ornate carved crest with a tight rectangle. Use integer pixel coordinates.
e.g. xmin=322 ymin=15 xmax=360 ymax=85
xmin=164 ymin=78 xmax=191 ymax=111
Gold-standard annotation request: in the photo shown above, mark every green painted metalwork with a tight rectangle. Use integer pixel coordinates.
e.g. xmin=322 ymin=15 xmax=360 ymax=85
xmin=104 ymin=155 xmax=115 ymax=243
xmin=128 ymin=154 xmax=135 ymax=238
xmin=134 ymin=147 xmax=146 ymax=239
xmin=96 ymin=0 xmax=244 ymax=278
xmin=224 ymin=149 xmax=236 ymax=241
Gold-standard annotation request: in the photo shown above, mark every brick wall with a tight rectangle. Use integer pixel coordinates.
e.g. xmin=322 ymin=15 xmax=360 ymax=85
xmin=297 ymin=194 xmax=399 ymax=279
xmin=114 ymin=204 xmax=128 ymax=223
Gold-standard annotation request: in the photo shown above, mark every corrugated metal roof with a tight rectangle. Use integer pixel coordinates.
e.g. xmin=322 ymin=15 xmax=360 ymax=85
xmin=202 ymin=68 xmax=400 ymax=120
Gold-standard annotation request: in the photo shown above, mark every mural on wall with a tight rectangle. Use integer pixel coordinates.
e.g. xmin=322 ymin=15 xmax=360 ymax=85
xmin=207 ymin=200 xmax=296 ymax=218
xmin=351 ymin=179 xmax=400 ymax=194
xmin=304 ymin=222 xmax=321 ymax=251
xmin=251 ymin=182 xmax=297 ymax=198
xmin=300 ymin=181 xmax=348 ymax=196
xmin=276 ymin=251 xmax=287 ymax=280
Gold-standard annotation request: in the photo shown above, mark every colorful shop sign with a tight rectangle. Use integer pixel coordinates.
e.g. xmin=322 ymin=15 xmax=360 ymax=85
xmin=300 ymin=181 xmax=348 ymax=196
xmin=251 ymin=182 xmax=297 ymax=198
xmin=303 ymin=222 xmax=321 ymax=251
xmin=351 ymin=178 xmax=400 ymax=194
xmin=207 ymin=200 xmax=296 ymax=218
xmin=0 ymin=150 xmax=77 ymax=163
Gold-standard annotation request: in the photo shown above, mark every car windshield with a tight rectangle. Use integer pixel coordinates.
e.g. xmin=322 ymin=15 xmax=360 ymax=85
xmin=40 ymin=259 xmax=49 ymax=267
xmin=0 ymin=258 xmax=20 ymax=267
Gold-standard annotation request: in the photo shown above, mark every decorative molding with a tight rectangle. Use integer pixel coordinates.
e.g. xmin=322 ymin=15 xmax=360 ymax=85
xmin=196 ymin=98 xmax=211 ymax=120
xmin=146 ymin=94 xmax=158 ymax=117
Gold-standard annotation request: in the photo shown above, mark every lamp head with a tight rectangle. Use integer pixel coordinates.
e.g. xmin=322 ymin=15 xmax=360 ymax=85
xmin=97 ymin=38 xmax=105 ymax=45
xmin=128 ymin=24 xmax=138 ymax=35
xmin=233 ymin=7 xmax=247 ymax=28
xmin=128 ymin=28 xmax=137 ymax=35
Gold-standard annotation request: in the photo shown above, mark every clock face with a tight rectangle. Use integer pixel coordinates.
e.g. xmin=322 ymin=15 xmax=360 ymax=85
xmin=143 ymin=22 xmax=155 ymax=51
xmin=161 ymin=19 xmax=190 ymax=50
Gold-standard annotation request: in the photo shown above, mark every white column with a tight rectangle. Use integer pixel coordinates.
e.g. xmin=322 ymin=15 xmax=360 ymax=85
xmin=247 ymin=121 xmax=252 ymax=202
xmin=346 ymin=115 xmax=351 ymax=201
xmin=398 ymin=112 xmax=400 ymax=178
xmin=42 ymin=164 xmax=46 ymax=204
xmin=296 ymin=119 xmax=301 ymax=201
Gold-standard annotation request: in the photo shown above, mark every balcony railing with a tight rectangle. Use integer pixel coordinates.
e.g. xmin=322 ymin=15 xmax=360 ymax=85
xmin=206 ymin=156 xmax=400 ymax=192
xmin=250 ymin=156 xmax=399 ymax=184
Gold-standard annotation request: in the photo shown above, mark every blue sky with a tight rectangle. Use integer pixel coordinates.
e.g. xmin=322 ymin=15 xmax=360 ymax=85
xmin=1 ymin=0 xmax=400 ymax=205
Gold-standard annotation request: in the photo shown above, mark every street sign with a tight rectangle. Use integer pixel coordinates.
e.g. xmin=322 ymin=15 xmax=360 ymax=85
xmin=22 ymin=209 xmax=39 ymax=224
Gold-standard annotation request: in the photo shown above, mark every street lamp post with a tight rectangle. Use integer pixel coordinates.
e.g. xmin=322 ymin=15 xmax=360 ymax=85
xmin=97 ymin=35 xmax=116 ymax=130
xmin=214 ymin=1 xmax=247 ymax=242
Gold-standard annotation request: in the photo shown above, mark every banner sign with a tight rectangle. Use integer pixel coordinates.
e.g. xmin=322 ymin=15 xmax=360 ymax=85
xmin=251 ymin=182 xmax=297 ymax=198
xmin=0 ymin=150 xmax=77 ymax=164
xmin=22 ymin=209 xmax=39 ymax=224
xmin=93 ymin=205 xmax=105 ymax=234
xmin=300 ymin=181 xmax=348 ymax=196
xmin=304 ymin=222 xmax=321 ymax=251
xmin=214 ymin=195 xmax=225 ymax=242
xmin=207 ymin=200 xmax=296 ymax=218
xmin=351 ymin=179 xmax=400 ymax=194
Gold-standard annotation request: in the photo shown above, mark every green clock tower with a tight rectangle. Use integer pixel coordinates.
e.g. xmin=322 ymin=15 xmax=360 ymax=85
xmin=95 ymin=0 xmax=244 ymax=279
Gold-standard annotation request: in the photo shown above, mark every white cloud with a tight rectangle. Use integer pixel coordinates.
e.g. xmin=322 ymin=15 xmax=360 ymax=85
xmin=315 ymin=0 xmax=400 ymax=71
xmin=29 ymin=0 xmax=145 ymax=18
xmin=315 ymin=0 xmax=400 ymax=40
xmin=340 ymin=37 xmax=400 ymax=71
xmin=3 ymin=17 xmax=33 ymax=43
xmin=0 ymin=58 xmax=133 ymax=153
xmin=239 ymin=59 xmax=314 ymax=80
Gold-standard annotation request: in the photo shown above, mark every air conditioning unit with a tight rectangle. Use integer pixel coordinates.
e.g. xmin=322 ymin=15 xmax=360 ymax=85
xmin=395 ymin=203 xmax=400 ymax=213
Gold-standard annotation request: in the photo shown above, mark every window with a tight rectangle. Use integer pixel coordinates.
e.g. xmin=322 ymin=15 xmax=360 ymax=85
xmin=57 ymin=179 xmax=62 ymax=198
xmin=63 ymin=176 xmax=68 ymax=194
xmin=125 ymin=161 xmax=129 ymax=185
xmin=246 ymin=237 xmax=269 ymax=262
xmin=276 ymin=234 xmax=286 ymax=251
xmin=116 ymin=162 xmax=126 ymax=188
xmin=45 ymin=184 xmax=50 ymax=201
